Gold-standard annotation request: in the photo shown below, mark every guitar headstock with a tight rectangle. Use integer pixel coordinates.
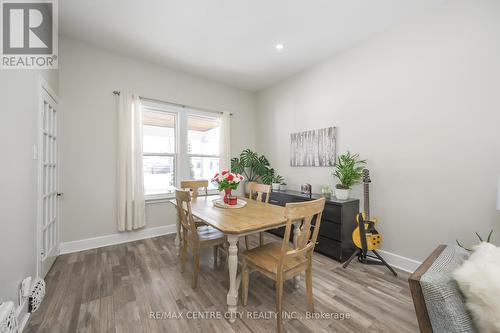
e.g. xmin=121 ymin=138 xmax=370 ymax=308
xmin=362 ymin=168 xmax=371 ymax=183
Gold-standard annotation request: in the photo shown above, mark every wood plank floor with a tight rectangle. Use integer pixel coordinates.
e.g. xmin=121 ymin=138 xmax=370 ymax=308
xmin=25 ymin=234 xmax=419 ymax=333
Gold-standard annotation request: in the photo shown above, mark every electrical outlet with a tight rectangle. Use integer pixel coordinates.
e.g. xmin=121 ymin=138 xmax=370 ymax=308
xmin=32 ymin=145 xmax=38 ymax=160
xmin=20 ymin=277 xmax=32 ymax=299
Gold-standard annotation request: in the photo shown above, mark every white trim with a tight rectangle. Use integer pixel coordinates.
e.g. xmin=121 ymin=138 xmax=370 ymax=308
xmin=36 ymin=76 xmax=61 ymax=279
xmin=19 ymin=313 xmax=30 ymax=333
xmin=58 ymin=224 xmax=421 ymax=272
xmin=377 ymin=249 xmax=422 ymax=273
xmin=59 ymin=225 xmax=177 ymax=254
xmin=14 ymin=299 xmax=29 ymax=332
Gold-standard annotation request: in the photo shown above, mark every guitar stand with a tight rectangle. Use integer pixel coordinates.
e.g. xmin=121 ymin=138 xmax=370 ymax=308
xmin=342 ymin=217 xmax=397 ymax=276
xmin=343 ymin=248 xmax=397 ymax=276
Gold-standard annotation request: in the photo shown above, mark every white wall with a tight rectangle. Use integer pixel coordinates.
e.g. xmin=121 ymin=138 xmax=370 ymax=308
xmin=256 ymin=0 xmax=500 ymax=263
xmin=59 ymin=37 xmax=256 ymax=243
xmin=0 ymin=69 xmax=58 ymax=304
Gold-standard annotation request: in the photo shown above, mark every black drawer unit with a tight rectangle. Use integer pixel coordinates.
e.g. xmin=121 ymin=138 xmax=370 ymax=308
xmin=267 ymin=190 xmax=359 ymax=262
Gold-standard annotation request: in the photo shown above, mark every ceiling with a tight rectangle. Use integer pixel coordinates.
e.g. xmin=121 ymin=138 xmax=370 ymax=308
xmin=60 ymin=0 xmax=445 ymax=91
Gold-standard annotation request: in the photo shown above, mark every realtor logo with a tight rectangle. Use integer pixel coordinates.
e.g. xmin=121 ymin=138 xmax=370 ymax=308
xmin=1 ymin=0 xmax=58 ymax=69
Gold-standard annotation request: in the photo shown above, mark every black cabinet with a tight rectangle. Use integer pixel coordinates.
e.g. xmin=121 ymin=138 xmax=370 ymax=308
xmin=267 ymin=190 xmax=359 ymax=262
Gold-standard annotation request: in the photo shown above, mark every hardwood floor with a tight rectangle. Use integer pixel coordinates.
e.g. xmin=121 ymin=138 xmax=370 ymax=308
xmin=25 ymin=234 xmax=419 ymax=333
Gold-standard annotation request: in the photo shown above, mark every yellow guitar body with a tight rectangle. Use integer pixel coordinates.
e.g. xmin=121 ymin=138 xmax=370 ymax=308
xmin=352 ymin=213 xmax=382 ymax=251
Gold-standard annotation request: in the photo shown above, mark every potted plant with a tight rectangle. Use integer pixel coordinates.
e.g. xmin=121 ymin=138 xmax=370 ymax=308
xmin=231 ymin=149 xmax=273 ymax=193
xmin=211 ymin=170 xmax=244 ymax=204
xmin=279 ymin=182 xmax=287 ymax=191
xmin=332 ymin=151 xmax=366 ymax=200
xmin=271 ymin=174 xmax=284 ymax=191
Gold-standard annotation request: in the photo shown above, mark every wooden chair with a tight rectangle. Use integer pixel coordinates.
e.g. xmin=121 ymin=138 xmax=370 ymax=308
xmin=244 ymin=182 xmax=272 ymax=250
xmin=241 ymin=198 xmax=326 ymax=333
xmin=175 ymin=189 xmax=225 ymax=289
xmin=180 ymin=180 xmax=210 ymax=228
xmin=180 ymin=180 xmax=209 ymax=198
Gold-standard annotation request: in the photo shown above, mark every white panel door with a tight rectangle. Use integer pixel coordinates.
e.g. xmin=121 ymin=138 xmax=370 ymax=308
xmin=38 ymin=84 xmax=59 ymax=277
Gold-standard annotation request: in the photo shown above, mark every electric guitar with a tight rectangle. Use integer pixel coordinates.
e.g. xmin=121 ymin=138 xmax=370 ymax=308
xmin=352 ymin=169 xmax=382 ymax=251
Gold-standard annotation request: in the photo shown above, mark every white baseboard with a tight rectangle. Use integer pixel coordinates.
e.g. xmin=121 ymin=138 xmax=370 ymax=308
xmin=377 ymin=249 xmax=422 ymax=273
xmin=58 ymin=225 xmax=421 ymax=273
xmin=59 ymin=224 xmax=177 ymax=255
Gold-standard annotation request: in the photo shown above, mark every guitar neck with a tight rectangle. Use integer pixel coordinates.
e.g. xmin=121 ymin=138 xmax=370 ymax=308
xmin=364 ymin=183 xmax=370 ymax=221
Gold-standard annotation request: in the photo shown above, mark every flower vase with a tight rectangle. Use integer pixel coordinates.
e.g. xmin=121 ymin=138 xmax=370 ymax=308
xmin=224 ymin=188 xmax=232 ymax=203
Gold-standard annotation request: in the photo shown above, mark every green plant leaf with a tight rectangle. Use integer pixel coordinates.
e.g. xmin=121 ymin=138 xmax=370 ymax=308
xmin=332 ymin=151 xmax=366 ymax=188
xmin=231 ymin=157 xmax=244 ymax=174
xmin=261 ymin=168 xmax=274 ymax=185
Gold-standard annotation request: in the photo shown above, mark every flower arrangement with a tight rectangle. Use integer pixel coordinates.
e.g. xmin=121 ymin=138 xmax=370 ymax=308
xmin=211 ymin=170 xmax=244 ymax=192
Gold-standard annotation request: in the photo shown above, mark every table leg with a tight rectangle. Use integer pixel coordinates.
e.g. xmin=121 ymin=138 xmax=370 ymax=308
xmin=293 ymin=222 xmax=301 ymax=289
xmin=175 ymin=220 xmax=181 ymax=256
xmin=227 ymin=234 xmax=239 ymax=323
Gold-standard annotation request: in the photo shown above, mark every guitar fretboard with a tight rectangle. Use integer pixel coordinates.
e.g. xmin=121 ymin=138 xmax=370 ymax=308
xmin=364 ymin=183 xmax=370 ymax=221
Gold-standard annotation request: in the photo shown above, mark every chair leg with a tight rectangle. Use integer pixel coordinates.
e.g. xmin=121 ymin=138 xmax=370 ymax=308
xmin=192 ymin=247 xmax=200 ymax=289
xmin=180 ymin=231 xmax=188 ymax=273
xmin=306 ymin=260 xmax=314 ymax=313
xmin=276 ymin=275 xmax=284 ymax=333
xmin=244 ymin=236 xmax=250 ymax=250
xmin=213 ymin=245 xmax=218 ymax=268
xmin=242 ymin=260 xmax=249 ymax=306
xmin=259 ymin=232 xmax=264 ymax=246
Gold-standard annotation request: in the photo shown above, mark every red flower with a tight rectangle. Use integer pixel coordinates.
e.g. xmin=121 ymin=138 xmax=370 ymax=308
xmin=214 ymin=173 xmax=219 ymax=177
xmin=227 ymin=174 xmax=234 ymax=181
xmin=221 ymin=170 xmax=228 ymax=175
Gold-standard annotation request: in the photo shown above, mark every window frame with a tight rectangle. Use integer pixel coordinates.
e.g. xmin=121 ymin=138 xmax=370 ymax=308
xmin=141 ymin=99 xmax=221 ymax=201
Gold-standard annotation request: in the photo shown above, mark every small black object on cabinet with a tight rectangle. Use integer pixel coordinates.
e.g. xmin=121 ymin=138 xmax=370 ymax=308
xmin=267 ymin=190 xmax=359 ymax=262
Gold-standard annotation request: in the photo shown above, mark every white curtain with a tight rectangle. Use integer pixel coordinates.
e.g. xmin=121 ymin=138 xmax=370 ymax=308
xmin=219 ymin=112 xmax=231 ymax=171
xmin=117 ymin=92 xmax=146 ymax=231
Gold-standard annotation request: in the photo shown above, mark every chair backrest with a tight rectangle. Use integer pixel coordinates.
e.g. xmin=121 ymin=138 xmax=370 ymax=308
xmin=280 ymin=198 xmax=326 ymax=267
xmin=180 ymin=180 xmax=209 ymax=198
xmin=175 ymin=189 xmax=198 ymax=241
xmin=248 ymin=182 xmax=271 ymax=203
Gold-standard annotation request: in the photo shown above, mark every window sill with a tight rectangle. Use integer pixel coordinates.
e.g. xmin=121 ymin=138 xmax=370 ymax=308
xmin=145 ymin=192 xmax=220 ymax=205
xmin=145 ymin=195 xmax=174 ymax=204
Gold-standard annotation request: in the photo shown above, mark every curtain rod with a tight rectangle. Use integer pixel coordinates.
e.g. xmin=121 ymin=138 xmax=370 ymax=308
xmin=112 ymin=90 xmax=232 ymax=116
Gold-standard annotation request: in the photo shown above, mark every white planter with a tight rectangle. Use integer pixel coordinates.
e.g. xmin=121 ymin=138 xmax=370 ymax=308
xmin=279 ymin=184 xmax=287 ymax=191
xmin=272 ymin=183 xmax=281 ymax=191
xmin=335 ymin=188 xmax=350 ymax=200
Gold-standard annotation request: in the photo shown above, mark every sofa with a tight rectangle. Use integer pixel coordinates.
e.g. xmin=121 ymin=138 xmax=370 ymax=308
xmin=408 ymin=245 xmax=476 ymax=333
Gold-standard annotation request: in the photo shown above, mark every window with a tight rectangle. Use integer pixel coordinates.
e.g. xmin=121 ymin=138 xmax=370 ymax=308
xmin=142 ymin=101 xmax=221 ymax=199
xmin=142 ymin=110 xmax=176 ymax=196
xmin=187 ymin=115 xmax=220 ymax=190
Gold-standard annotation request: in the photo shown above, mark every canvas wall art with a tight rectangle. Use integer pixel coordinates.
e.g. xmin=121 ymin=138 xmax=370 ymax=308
xmin=290 ymin=127 xmax=336 ymax=167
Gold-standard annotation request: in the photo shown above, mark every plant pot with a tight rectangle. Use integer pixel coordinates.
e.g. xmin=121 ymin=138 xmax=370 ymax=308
xmin=243 ymin=181 xmax=252 ymax=195
xmin=335 ymin=188 xmax=350 ymax=200
xmin=272 ymin=183 xmax=281 ymax=191
xmin=279 ymin=184 xmax=287 ymax=191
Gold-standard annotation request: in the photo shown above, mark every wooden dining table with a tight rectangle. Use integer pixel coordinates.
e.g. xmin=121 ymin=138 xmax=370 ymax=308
xmin=169 ymin=195 xmax=303 ymax=323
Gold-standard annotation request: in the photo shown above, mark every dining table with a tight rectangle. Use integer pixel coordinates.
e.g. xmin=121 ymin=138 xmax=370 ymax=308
xmin=169 ymin=195 xmax=303 ymax=323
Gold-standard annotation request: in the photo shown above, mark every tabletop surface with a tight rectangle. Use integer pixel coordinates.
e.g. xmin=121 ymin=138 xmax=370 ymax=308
xmin=170 ymin=196 xmax=287 ymax=234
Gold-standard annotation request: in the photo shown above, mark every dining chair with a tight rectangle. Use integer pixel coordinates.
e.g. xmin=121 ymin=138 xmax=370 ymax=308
xmin=180 ymin=180 xmax=210 ymax=228
xmin=241 ymin=198 xmax=326 ymax=333
xmin=175 ymin=189 xmax=226 ymax=289
xmin=244 ymin=182 xmax=272 ymax=249
xmin=180 ymin=180 xmax=209 ymax=198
